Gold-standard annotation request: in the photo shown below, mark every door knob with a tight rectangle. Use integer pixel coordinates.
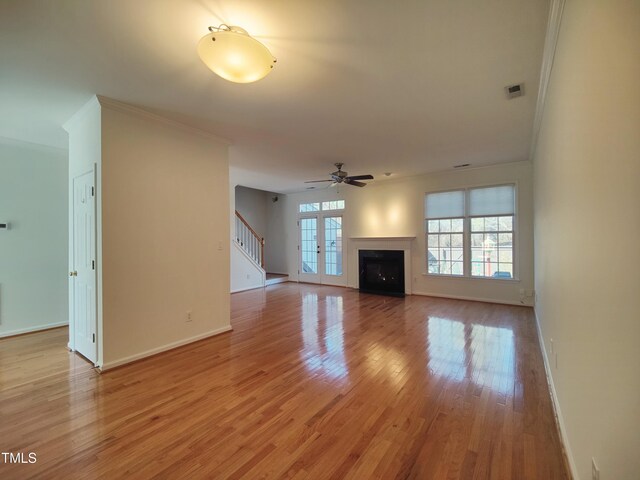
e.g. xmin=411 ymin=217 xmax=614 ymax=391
xmin=69 ymin=271 xmax=77 ymax=277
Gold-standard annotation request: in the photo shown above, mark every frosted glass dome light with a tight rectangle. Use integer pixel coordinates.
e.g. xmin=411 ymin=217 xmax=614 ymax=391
xmin=197 ymin=25 xmax=276 ymax=83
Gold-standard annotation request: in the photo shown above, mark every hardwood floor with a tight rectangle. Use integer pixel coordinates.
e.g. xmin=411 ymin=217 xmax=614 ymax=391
xmin=0 ymin=327 xmax=92 ymax=390
xmin=0 ymin=284 xmax=569 ymax=479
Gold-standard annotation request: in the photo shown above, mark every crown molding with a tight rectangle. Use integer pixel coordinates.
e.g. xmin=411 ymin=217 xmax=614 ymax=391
xmin=95 ymin=96 xmax=230 ymax=145
xmin=529 ymin=0 xmax=566 ymax=161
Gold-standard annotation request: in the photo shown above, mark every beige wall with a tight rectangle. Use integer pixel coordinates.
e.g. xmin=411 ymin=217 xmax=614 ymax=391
xmin=533 ymin=1 xmax=640 ymax=478
xmin=100 ymin=103 xmax=231 ymax=368
xmin=286 ymin=161 xmax=534 ymax=305
xmin=0 ymin=139 xmax=68 ymax=337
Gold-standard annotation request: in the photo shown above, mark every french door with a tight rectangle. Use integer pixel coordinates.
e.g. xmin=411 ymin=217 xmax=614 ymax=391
xmin=299 ymin=214 xmax=345 ymax=286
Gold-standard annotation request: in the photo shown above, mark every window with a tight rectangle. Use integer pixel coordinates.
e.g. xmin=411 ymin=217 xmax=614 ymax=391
xmin=471 ymin=216 xmax=513 ymax=278
xmin=425 ymin=190 xmax=465 ymax=276
xmin=300 ymin=200 xmax=345 ymax=213
xmin=299 ymin=202 xmax=320 ymax=213
xmin=321 ymin=200 xmax=345 ymax=211
xmin=427 ymin=218 xmax=464 ymax=275
xmin=425 ymin=185 xmax=516 ymax=279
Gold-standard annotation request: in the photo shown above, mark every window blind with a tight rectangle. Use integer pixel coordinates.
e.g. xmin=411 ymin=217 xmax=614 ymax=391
xmin=469 ymin=185 xmax=515 ymax=216
xmin=425 ymin=190 xmax=465 ymax=219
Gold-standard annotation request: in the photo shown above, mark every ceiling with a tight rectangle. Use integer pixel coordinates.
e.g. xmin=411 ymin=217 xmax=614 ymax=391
xmin=0 ymin=0 xmax=550 ymax=193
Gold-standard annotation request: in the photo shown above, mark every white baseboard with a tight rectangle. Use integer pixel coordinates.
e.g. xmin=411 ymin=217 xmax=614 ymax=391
xmin=0 ymin=321 xmax=68 ymax=338
xmin=231 ymin=285 xmax=264 ymax=294
xmin=533 ymin=308 xmax=578 ymax=479
xmin=412 ymin=291 xmax=531 ymax=307
xmin=99 ymin=325 xmax=232 ymax=371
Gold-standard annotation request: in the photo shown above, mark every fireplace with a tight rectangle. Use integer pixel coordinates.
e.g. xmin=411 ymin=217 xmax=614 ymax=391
xmin=358 ymin=250 xmax=405 ymax=297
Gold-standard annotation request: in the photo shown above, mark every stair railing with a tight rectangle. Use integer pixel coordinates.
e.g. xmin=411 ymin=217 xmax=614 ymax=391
xmin=234 ymin=210 xmax=265 ymax=268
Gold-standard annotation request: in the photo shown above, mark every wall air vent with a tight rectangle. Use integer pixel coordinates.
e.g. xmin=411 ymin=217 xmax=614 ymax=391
xmin=505 ymin=83 xmax=524 ymax=99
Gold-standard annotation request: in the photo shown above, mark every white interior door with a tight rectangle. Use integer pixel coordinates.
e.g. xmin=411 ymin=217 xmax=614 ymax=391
xmin=298 ymin=214 xmax=345 ymax=286
xmin=71 ymin=170 xmax=97 ymax=364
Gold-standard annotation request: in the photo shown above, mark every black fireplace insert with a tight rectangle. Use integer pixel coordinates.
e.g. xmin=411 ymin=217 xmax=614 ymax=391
xmin=358 ymin=250 xmax=405 ymax=297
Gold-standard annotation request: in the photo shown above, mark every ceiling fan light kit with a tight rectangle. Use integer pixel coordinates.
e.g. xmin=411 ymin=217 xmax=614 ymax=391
xmin=197 ymin=25 xmax=276 ymax=83
xmin=304 ymin=163 xmax=374 ymax=188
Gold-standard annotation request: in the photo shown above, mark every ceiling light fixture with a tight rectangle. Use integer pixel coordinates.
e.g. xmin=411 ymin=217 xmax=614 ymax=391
xmin=197 ymin=24 xmax=276 ymax=83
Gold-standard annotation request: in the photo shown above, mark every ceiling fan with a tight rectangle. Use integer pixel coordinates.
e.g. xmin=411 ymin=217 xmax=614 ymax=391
xmin=304 ymin=163 xmax=374 ymax=187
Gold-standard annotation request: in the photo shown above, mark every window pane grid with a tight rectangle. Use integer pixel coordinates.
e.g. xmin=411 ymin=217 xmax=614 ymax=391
xmin=427 ymin=218 xmax=464 ymax=276
xmin=470 ymin=215 xmax=514 ymax=279
xmin=324 ymin=216 xmax=343 ymax=276
xmin=299 ymin=203 xmax=320 ymax=213
xmin=321 ymin=200 xmax=345 ymax=211
xmin=300 ymin=218 xmax=318 ymax=273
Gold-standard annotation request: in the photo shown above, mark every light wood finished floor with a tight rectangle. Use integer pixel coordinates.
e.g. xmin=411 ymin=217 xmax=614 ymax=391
xmin=0 ymin=284 xmax=569 ymax=479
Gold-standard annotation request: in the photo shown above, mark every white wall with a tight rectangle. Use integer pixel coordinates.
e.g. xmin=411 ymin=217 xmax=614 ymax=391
xmin=0 ymin=138 xmax=68 ymax=337
xmin=285 ymin=161 xmax=534 ymax=305
xmin=230 ymin=242 xmax=266 ymax=293
xmin=97 ymin=99 xmax=231 ymax=369
xmin=64 ymin=97 xmax=103 ymax=358
xmin=533 ymin=1 xmax=640 ymax=478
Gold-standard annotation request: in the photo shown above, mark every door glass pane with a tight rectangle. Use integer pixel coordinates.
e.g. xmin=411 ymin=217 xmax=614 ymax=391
xmin=324 ymin=216 xmax=342 ymax=276
xmin=300 ymin=218 xmax=318 ymax=274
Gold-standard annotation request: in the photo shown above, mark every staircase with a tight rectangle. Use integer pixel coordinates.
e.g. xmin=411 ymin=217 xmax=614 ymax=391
xmin=234 ymin=210 xmax=265 ymax=268
xmin=233 ymin=211 xmax=288 ymax=291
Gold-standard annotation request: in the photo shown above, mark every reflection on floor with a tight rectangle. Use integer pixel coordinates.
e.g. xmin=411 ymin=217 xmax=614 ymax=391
xmin=0 ymin=284 xmax=568 ymax=479
xmin=0 ymin=326 xmax=94 ymax=390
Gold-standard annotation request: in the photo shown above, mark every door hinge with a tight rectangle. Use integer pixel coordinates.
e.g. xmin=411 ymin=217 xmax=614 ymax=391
xmin=298 ymin=269 xmax=300 ymax=274
xmin=92 ymin=333 xmax=95 ymax=343
xmin=91 ymin=186 xmax=95 ymax=196
xmin=297 ymin=245 xmax=300 ymax=250
xmin=92 ymin=260 xmax=95 ymax=270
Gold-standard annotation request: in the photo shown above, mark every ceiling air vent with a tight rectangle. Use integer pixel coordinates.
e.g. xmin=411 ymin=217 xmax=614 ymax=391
xmin=454 ymin=163 xmax=471 ymax=169
xmin=505 ymin=83 xmax=524 ymax=99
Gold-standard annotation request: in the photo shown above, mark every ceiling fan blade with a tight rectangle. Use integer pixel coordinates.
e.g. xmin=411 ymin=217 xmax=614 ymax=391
xmin=346 ymin=180 xmax=367 ymax=187
xmin=346 ymin=174 xmax=374 ymax=181
xmin=304 ymin=179 xmax=334 ymax=183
